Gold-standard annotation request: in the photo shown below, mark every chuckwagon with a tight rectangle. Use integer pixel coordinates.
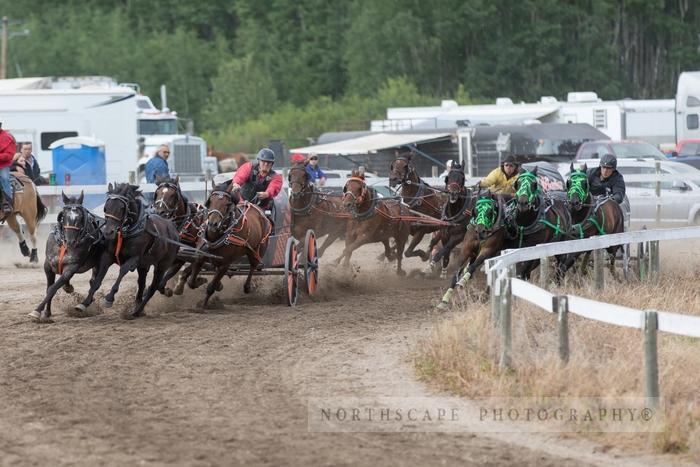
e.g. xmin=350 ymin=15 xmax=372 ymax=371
xmin=176 ymin=190 xmax=319 ymax=306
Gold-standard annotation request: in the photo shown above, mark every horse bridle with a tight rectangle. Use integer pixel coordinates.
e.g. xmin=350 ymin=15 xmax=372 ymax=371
xmin=205 ymin=190 xmax=235 ymax=232
xmin=58 ymin=204 xmax=98 ymax=246
xmin=104 ymin=193 xmax=136 ymax=232
xmin=154 ymin=182 xmax=185 ymax=219
xmin=342 ymin=177 xmax=369 ymax=207
xmin=390 ymin=157 xmax=413 ymax=186
xmin=288 ymin=166 xmax=312 ymax=197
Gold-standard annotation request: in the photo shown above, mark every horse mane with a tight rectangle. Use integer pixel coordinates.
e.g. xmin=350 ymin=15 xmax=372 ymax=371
xmin=109 ymin=182 xmax=143 ymax=199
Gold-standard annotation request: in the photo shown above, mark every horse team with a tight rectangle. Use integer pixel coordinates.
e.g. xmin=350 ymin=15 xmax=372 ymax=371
xmin=27 ymin=154 xmax=624 ymax=322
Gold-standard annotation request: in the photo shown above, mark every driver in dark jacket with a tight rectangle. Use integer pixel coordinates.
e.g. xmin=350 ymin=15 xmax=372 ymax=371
xmin=586 ymin=154 xmax=625 ymax=203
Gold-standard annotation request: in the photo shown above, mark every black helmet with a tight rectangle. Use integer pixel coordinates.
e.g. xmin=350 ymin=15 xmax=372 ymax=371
xmin=257 ymin=148 xmax=275 ymax=163
xmin=502 ymin=155 xmax=518 ymax=166
xmin=600 ymin=154 xmax=617 ymax=170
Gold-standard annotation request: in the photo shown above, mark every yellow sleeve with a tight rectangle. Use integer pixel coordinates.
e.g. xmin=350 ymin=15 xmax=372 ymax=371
xmin=480 ymin=168 xmax=500 ymax=188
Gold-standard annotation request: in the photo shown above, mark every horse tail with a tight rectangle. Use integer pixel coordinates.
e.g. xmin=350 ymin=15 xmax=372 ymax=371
xmin=35 ymin=192 xmax=48 ymax=223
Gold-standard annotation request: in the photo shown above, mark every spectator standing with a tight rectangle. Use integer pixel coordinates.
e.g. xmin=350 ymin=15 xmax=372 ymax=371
xmin=145 ymin=144 xmax=170 ymax=183
xmin=12 ymin=142 xmax=47 ymax=185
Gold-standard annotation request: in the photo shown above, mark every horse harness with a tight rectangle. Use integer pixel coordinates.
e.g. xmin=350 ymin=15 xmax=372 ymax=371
xmin=54 ymin=204 xmax=103 ymax=274
xmin=508 ymin=194 xmax=568 ymax=248
xmin=104 ymin=193 xmax=151 ymax=265
xmin=200 ymin=190 xmax=272 ymax=263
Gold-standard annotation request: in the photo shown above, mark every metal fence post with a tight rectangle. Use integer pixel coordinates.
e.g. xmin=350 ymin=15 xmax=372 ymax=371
xmin=638 ymin=242 xmax=647 ymax=281
xmin=555 ymin=295 xmax=569 ymax=364
xmin=644 ymin=310 xmax=660 ymax=408
xmin=649 ymin=240 xmax=660 ymax=281
xmin=490 ymin=268 xmax=500 ymax=324
xmin=205 ymin=168 xmax=212 ymax=199
xmin=128 ymin=171 xmax=136 ymax=184
xmin=593 ymin=249 xmax=604 ymax=290
xmin=499 ymin=272 xmax=512 ymax=371
xmin=539 ymin=256 xmax=550 ymax=288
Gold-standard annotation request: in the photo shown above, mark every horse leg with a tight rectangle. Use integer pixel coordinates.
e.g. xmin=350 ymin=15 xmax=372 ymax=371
xmin=203 ymin=265 xmax=229 ymax=309
xmin=394 ymin=228 xmax=408 ymax=276
xmin=403 ymin=230 xmax=427 ymax=260
xmin=381 ymin=238 xmax=395 ymax=262
xmin=160 ymin=260 xmax=184 ymax=297
xmin=134 ymin=266 xmax=149 ymax=304
xmin=338 ymin=232 xmax=370 ymax=267
xmin=244 ymin=253 xmax=259 ymax=294
xmin=130 ymin=263 xmax=166 ymax=318
xmin=75 ymin=254 xmax=112 ymax=312
xmin=24 ymin=218 xmax=39 ymax=263
xmin=607 ymin=246 xmax=620 ymax=281
xmin=5 ymin=215 xmax=29 ymax=257
xmin=100 ymin=257 xmax=140 ymax=308
xmin=174 ymin=263 xmax=199 ymax=295
xmin=317 ymin=231 xmax=339 ymax=258
xmin=30 ymin=262 xmax=62 ymax=320
xmin=438 ymin=234 xmax=464 ymax=279
xmin=187 ymin=257 xmax=206 ymax=289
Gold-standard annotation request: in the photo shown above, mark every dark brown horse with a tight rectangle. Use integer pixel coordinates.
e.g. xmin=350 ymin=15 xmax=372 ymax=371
xmin=338 ymin=171 xmax=410 ymax=275
xmin=437 ymin=192 xmax=511 ymax=309
xmin=152 ymin=176 xmax=207 ymax=294
xmin=426 ymin=165 xmax=477 ymax=278
xmin=187 ymin=183 xmax=272 ymax=307
xmin=30 ymin=191 xmax=103 ymax=322
xmin=511 ymin=167 xmax=572 ymax=281
xmin=287 ymin=162 xmax=347 ymax=257
xmin=561 ymin=163 xmax=625 ymax=277
xmin=388 ymin=153 xmax=447 ymax=261
xmin=74 ymin=183 xmax=180 ymax=319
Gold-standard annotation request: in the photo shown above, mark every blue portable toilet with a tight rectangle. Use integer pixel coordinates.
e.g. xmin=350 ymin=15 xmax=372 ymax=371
xmin=49 ymin=136 xmax=107 ymax=209
xmin=49 ymin=136 xmax=107 ymax=185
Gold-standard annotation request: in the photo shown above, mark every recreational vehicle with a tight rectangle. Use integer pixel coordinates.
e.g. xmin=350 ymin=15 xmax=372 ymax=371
xmin=0 ymin=76 xmax=216 ymax=183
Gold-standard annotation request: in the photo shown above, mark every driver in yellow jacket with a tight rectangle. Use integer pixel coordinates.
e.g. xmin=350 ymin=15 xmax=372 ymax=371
xmin=480 ymin=155 xmax=521 ymax=194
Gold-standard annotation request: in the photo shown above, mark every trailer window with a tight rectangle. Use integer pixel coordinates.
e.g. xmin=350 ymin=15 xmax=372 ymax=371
xmin=687 ymin=114 xmax=699 ymax=130
xmin=41 ymin=131 xmax=78 ymax=150
xmin=138 ymin=119 xmax=178 ymax=135
xmin=687 ymin=96 xmax=700 ymax=107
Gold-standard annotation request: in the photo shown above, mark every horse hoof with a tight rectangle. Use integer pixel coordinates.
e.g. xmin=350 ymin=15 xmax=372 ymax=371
xmin=196 ymin=277 xmax=207 ymax=287
xmin=173 ymin=285 xmax=184 ymax=296
xmin=434 ymin=301 xmax=450 ymax=311
xmin=27 ymin=310 xmax=41 ymax=320
xmin=29 ymin=250 xmax=38 ymax=263
xmin=397 ymin=269 xmax=406 ymax=277
xmin=162 ymin=288 xmax=173 ymax=298
xmin=63 ymin=284 xmax=75 ymax=294
xmin=74 ymin=304 xmax=87 ymax=313
xmin=99 ymin=298 xmax=113 ymax=309
xmin=19 ymin=241 xmax=29 ymax=257
xmin=215 ymin=282 xmax=223 ymax=292
xmin=440 ymin=269 xmax=448 ymax=280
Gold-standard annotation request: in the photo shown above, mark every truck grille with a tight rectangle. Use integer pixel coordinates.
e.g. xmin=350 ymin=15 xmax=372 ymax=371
xmin=172 ymin=144 xmax=202 ymax=175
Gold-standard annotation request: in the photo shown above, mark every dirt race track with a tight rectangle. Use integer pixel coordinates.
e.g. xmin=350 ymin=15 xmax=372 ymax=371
xmin=0 ymin=239 xmax=688 ymax=467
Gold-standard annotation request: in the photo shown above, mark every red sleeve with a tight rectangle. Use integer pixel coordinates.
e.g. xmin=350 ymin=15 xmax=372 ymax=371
xmin=0 ymin=133 xmax=17 ymax=165
xmin=266 ymin=173 xmax=283 ymax=198
xmin=233 ymin=162 xmax=252 ymax=185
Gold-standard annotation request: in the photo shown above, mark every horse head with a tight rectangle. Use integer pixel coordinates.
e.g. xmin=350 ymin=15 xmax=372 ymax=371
xmin=342 ymin=170 xmax=368 ymax=211
xmin=153 ymin=175 xmax=182 ymax=219
xmin=514 ymin=167 xmax=540 ymax=213
xmin=103 ymin=182 xmax=142 ymax=241
xmin=566 ymin=163 xmax=589 ymax=211
xmin=389 ymin=154 xmax=413 ymax=188
xmin=287 ymin=162 xmax=311 ymax=198
xmin=205 ymin=182 xmax=238 ymax=238
xmin=59 ymin=190 xmax=88 ymax=247
xmin=445 ymin=164 xmax=466 ymax=204
xmin=471 ymin=191 xmax=499 ymax=236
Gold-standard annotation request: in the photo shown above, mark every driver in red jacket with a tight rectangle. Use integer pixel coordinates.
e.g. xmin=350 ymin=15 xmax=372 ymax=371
xmin=0 ymin=119 xmax=18 ymax=215
xmin=230 ymin=148 xmax=283 ymax=210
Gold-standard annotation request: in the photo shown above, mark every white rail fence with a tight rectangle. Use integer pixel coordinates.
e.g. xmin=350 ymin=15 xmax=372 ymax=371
xmin=483 ymin=226 xmax=700 ymax=406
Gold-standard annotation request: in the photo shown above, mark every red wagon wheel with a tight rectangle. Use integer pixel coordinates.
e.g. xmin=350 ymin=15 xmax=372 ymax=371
xmin=284 ymin=237 xmax=299 ymax=306
xmin=304 ymin=229 xmax=319 ymax=295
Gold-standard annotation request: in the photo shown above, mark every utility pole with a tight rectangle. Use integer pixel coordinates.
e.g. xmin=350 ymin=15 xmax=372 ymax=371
xmin=1 ymin=16 xmax=8 ymax=80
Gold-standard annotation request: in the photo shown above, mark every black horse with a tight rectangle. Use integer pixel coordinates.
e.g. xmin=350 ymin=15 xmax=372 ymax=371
xmin=75 ymin=183 xmax=180 ymax=319
xmin=560 ymin=163 xmax=626 ymax=277
xmin=511 ymin=167 xmax=572 ymax=282
xmin=30 ymin=191 xmax=103 ymax=322
xmin=427 ymin=165 xmax=477 ymax=278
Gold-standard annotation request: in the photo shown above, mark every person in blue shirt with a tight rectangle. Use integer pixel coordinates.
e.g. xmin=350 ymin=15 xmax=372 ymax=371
xmin=305 ymin=154 xmax=326 ymax=186
xmin=145 ymin=144 xmax=170 ymax=183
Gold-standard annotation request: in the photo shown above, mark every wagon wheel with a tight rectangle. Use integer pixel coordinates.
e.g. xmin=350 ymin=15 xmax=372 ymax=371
xmin=284 ymin=237 xmax=299 ymax=306
xmin=304 ymin=229 xmax=319 ymax=295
